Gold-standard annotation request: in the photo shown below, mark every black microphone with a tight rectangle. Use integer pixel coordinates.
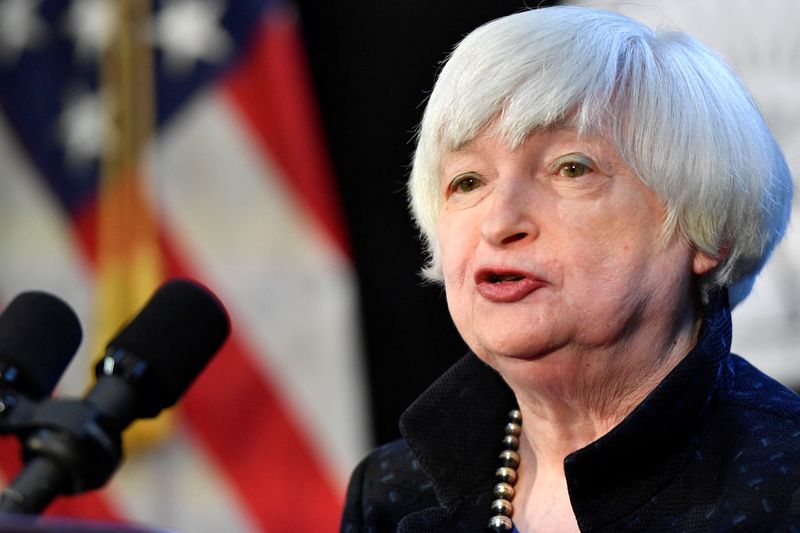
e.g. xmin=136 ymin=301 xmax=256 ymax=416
xmin=88 ymin=278 xmax=231 ymax=429
xmin=0 ymin=292 xmax=82 ymax=400
xmin=0 ymin=279 xmax=230 ymax=515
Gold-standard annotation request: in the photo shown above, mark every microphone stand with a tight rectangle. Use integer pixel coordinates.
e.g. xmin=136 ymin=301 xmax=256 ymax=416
xmin=0 ymin=354 xmax=142 ymax=515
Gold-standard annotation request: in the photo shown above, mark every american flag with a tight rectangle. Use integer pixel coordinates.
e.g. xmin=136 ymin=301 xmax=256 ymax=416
xmin=0 ymin=0 xmax=368 ymax=531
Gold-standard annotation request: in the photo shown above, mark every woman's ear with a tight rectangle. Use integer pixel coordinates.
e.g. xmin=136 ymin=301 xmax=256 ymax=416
xmin=692 ymin=244 xmax=726 ymax=275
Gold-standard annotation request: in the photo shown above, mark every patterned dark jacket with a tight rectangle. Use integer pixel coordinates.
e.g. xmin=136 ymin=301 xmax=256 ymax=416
xmin=341 ymin=295 xmax=800 ymax=532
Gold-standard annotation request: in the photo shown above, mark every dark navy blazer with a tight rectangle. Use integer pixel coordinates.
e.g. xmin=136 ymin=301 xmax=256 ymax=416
xmin=341 ymin=296 xmax=800 ymax=532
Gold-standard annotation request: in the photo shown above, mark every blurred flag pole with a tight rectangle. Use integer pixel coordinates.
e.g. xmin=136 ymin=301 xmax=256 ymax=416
xmin=96 ymin=0 xmax=168 ymax=447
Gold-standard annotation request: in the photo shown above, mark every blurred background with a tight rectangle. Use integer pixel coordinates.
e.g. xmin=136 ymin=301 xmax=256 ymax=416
xmin=0 ymin=0 xmax=796 ymax=531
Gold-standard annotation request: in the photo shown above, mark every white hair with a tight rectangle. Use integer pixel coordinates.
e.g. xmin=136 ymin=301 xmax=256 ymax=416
xmin=408 ymin=5 xmax=792 ymax=307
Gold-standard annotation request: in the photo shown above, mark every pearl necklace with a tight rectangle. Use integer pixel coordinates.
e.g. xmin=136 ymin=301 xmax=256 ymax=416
xmin=489 ymin=409 xmax=522 ymax=532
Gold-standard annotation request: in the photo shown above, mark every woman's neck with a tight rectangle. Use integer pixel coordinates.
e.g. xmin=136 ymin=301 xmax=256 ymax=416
xmin=511 ymin=302 xmax=701 ymax=459
xmin=507 ymin=308 xmax=702 ymax=531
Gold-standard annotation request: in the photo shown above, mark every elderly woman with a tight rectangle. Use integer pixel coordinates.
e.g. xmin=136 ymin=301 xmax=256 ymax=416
xmin=341 ymin=6 xmax=799 ymax=532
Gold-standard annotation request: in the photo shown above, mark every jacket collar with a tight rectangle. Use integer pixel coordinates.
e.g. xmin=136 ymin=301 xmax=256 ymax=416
xmin=400 ymin=353 xmax=516 ymax=512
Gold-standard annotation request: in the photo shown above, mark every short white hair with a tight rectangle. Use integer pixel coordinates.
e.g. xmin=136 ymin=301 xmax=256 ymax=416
xmin=408 ymin=6 xmax=793 ymax=307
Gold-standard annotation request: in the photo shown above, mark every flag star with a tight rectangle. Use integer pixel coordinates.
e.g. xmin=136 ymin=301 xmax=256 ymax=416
xmin=152 ymin=0 xmax=232 ymax=76
xmin=57 ymin=88 xmax=110 ymax=171
xmin=64 ymin=0 xmax=116 ymax=63
xmin=0 ymin=0 xmax=46 ymax=64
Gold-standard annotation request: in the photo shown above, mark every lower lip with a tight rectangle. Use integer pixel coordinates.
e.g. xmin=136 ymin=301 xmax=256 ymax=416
xmin=476 ymin=277 xmax=547 ymax=302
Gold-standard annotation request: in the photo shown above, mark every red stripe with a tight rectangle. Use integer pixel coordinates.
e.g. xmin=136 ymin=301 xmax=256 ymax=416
xmin=184 ymin=340 xmax=345 ymax=531
xmin=43 ymin=489 xmax=123 ymax=523
xmin=159 ymin=234 xmax=344 ymax=532
xmin=224 ymin=8 xmax=352 ymax=259
xmin=72 ymin=194 xmax=99 ymax=264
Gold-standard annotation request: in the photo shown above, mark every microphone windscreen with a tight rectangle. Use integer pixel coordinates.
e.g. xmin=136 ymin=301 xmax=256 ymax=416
xmin=0 ymin=292 xmax=82 ymax=398
xmin=105 ymin=279 xmax=230 ymax=414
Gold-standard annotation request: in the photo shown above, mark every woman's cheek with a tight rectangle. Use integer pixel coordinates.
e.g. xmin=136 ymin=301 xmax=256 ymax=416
xmin=439 ymin=216 xmax=477 ymax=285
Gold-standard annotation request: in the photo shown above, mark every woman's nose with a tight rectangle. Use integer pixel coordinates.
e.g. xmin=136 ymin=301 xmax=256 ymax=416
xmin=479 ymin=181 xmax=539 ymax=247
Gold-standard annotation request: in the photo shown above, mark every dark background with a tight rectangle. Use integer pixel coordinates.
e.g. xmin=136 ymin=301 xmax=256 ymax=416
xmin=293 ymin=2 xmax=558 ymax=444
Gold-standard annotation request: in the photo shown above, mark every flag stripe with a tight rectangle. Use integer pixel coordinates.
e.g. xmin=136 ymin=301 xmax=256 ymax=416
xmin=105 ymin=425 xmax=262 ymax=533
xmin=224 ymin=7 xmax=352 ymax=259
xmin=183 ymin=338 xmax=343 ymax=531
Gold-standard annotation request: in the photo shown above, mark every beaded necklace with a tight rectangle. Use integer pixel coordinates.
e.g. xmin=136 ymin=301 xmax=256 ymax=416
xmin=488 ymin=409 xmax=522 ymax=531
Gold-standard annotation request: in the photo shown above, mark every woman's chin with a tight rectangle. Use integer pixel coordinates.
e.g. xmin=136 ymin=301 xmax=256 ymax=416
xmin=472 ymin=336 xmax=565 ymax=365
xmin=478 ymin=347 xmax=586 ymax=396
xmin=464 ymin=307 xmax=568 ymax=358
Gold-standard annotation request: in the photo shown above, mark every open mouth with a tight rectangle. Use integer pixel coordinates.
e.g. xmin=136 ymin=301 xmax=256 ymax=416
xmin=475 ymin=268 xmax=546 ymax=302
xmin=476 ymin=269 xmax=530 ymax=284
xmin=487 ymin=273 xmax=525 ymax=283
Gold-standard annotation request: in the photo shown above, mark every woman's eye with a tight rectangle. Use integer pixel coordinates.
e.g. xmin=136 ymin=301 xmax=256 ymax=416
xmin=558 ymin=161 xmax=589 ymax=178
xmin=449 ymin=174 xmax=482 ymax=194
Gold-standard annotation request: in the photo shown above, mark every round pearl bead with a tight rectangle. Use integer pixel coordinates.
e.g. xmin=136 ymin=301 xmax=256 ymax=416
xmin=499 ymin=449 xmax=520 ymax=469
xmin=488 ymin=514 xmax=513 ymax=531
xmin=496 ymin=466 xmax=518 ymax=485
xmin=494 ymin=482 xmax=515 ymax=500
xmin=502 ymin=434 xmax=520 ymax=450
xmin=505 ymin=422 xmax=522 ymax=437
xmin=491 ymin=498 xmax=513 ymax=516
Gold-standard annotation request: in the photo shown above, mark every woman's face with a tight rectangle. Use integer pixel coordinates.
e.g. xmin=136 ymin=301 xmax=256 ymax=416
xmin=438 ymin=128 xmax=716 ymax=377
